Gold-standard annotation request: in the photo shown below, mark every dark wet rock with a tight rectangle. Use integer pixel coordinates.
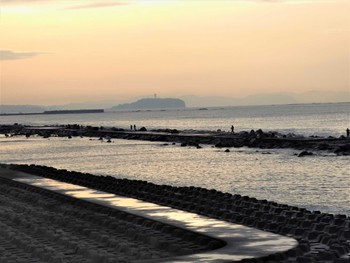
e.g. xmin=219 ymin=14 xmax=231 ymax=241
xmin=215 ymin=142 xmax=233 ymax=148
xmin=224 ymin=149 xmax=230 ymax=152
xmin=298 ymin=151 xmax=313 ymax=157
xmin=107 ymin=139 xmax=112 ymax=143
xmin=196 ymin=145 xmax=202 ymax=149
xmin=139 ymin=127 xmax=147 ymax=131
xmin=334 ymin=144 xmax=350 ymax=155
xmin=180 ymin=143 xmax=187 ymax=147
xmin=256 ymin=129 xmax=264 ymax=138
xmin=317 ymin=143 xmax=330 ymax=150
xmin=1 ymin=124 xmax=350 ymax=155
xmin=162 ymin=143 xmax=169 ymax=146
xmin=68 ymin=135 xmax=72 ymax=139
xmin=188 ymin=141 xmax=200 ymax=147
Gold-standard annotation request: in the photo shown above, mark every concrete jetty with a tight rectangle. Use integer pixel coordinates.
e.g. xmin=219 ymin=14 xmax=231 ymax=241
xmin=0 ymin=166 xmax=297 ymax=262
xmin=1 ymin=164 xmax=349 ymax=262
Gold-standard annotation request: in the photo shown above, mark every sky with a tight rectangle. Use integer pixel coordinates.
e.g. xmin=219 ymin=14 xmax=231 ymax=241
xmin=0 ymin=0 xmax=349 ymax=105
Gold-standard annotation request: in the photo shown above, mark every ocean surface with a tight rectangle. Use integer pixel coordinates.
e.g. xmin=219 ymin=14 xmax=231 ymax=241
xmin=1 ymin=103 xmax=349 ymax=215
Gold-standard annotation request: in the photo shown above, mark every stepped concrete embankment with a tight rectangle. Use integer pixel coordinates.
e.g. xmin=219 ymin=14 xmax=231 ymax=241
xmin=2 ymin=164 xmax=350 ymax=262
xmin=1 ymin=124 xmax=349 ymax=154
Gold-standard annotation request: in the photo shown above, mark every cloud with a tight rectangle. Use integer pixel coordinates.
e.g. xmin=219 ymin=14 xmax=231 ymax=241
xmin=65 ymin=1 xmax=129 ymax=10
xmin=1 ymin=0 xmax=129 ymax=6
xmin=0 ymin=50 xmax=45 ymax=61
xmin=253 ymin=0 xmax=340 ymax=2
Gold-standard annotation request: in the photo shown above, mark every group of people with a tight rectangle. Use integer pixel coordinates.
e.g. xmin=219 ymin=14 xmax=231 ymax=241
xmin=130 ymin=125 xmax=137 ymax=131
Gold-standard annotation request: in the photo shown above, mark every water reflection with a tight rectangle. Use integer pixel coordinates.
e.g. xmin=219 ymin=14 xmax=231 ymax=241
xmin=2 ymin=136 xmax=348 ymax=215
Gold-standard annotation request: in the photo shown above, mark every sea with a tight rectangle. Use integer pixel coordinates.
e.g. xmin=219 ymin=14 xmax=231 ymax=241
xmin=0 ymin=102 xmax=349 ymax=215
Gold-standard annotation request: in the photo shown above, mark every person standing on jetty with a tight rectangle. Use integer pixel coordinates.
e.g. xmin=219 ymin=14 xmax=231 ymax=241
xmin=347 ymin=128 xmax=350 ymax=138
xmin=134 ymin=124 xmax=137 ymax=131
xmin=231 ymin=125 xmax=234 ymax=133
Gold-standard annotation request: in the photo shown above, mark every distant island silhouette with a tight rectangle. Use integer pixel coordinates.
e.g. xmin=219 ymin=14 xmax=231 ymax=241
xmin=112 ymin=98 xmax=186 ymax=110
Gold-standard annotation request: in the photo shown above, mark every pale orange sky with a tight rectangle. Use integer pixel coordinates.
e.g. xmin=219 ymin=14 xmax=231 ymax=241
xmin=0 ymin=0 xmax=349 ymax=105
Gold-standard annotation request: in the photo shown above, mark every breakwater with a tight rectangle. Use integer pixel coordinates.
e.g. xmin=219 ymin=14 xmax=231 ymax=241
xmin=0 ymin=109 xmax=104 ymax=116
xmin=5 ymin=164 xmax=350 ymax=263
xmin=0 ymin=167 xmax=225 ymax=263
xmin=1 ymin=124 xmax=349 ymax=154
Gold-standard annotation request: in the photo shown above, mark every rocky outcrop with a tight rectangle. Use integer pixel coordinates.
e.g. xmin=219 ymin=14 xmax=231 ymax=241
xmin=1 ymin=124 xmax=349 ymax=154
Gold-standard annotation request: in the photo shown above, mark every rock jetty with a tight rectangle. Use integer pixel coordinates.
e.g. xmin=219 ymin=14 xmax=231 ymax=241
xmin=1 ymin=124 xmax=349 ymax=155
xmin=4 ymin=164 xmax=350 ymax=263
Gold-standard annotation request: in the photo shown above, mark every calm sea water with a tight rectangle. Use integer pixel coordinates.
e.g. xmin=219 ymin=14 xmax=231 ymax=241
xmin=1 ymin=103 xmax=349 ymax=215
xmin=1 ymin=102 xmax=349 ymax=136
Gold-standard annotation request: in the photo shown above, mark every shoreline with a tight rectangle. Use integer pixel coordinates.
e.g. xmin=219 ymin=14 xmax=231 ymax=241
xmin=1 ymin=163 xmax=349 ymax=262
xmin=1 ymin=124 xmax=349 ymax=155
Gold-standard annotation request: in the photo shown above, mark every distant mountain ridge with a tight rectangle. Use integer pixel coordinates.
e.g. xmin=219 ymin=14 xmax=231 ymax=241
xmin=181 ymin=90 xmax=349 ymax=107
xmin=1 ymin=91 xmax=347 ymax=113
xmin=112 ymin=98 xmax=186 ymax=110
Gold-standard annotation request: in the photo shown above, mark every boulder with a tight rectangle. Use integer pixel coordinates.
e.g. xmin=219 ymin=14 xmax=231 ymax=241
xmin=298 ymin=151 xmax=313 ymax=157
xmin=139 ymin=127 xmax=147 ymax=131
xmin=334 ymin=144 xmax=350 ymax=155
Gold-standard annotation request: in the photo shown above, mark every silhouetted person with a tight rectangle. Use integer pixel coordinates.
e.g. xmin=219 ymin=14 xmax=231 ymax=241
xmin=347 ymin=128 xmax=350 ymax=138
xmin=134 ymin=124 xmax=136 ymax=131
xmin=231 ymin=125 xmax=234 ymax=133
xmin=130 ymin=125 xmax=133 ymax=131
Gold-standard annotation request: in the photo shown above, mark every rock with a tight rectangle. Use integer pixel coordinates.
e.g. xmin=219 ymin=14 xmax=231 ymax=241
xmin=196 ymin=145 xmax=202 ymax=149
xmin=107 ymin=139 xmax=112 ymax=143
xmin=298 ymin=151 xmax=313 ymax=157
xmin=139 ymin=127 xmax=147 ymax=131
xmin=68 ymin=135 xmax=72 ymax=139
xmin=334 ymin=144 xmax=350 ymax=155
xmin=256 ymin=129 xmax=264 ymax=138
xmin=215 ymin=142 xmax=233 ymax=148
xmin=180 ymin=143 xmax=187 ymax=147
xmin=224 ymin=149 xmax=230 ymax=152
xmin=317 ymin=143 xmax=329 ymax=150
xmin=170 ymin=129 xmax=179 ymax=134
xmin=188 ymin=141 xmax=199 ymax=147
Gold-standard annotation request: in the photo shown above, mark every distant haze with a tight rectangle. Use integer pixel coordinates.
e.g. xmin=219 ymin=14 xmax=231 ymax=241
xmin=1 ymin=91 xmax=349 ymax=113
xmin=0 ymin=0 xmax=349 ymax=105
